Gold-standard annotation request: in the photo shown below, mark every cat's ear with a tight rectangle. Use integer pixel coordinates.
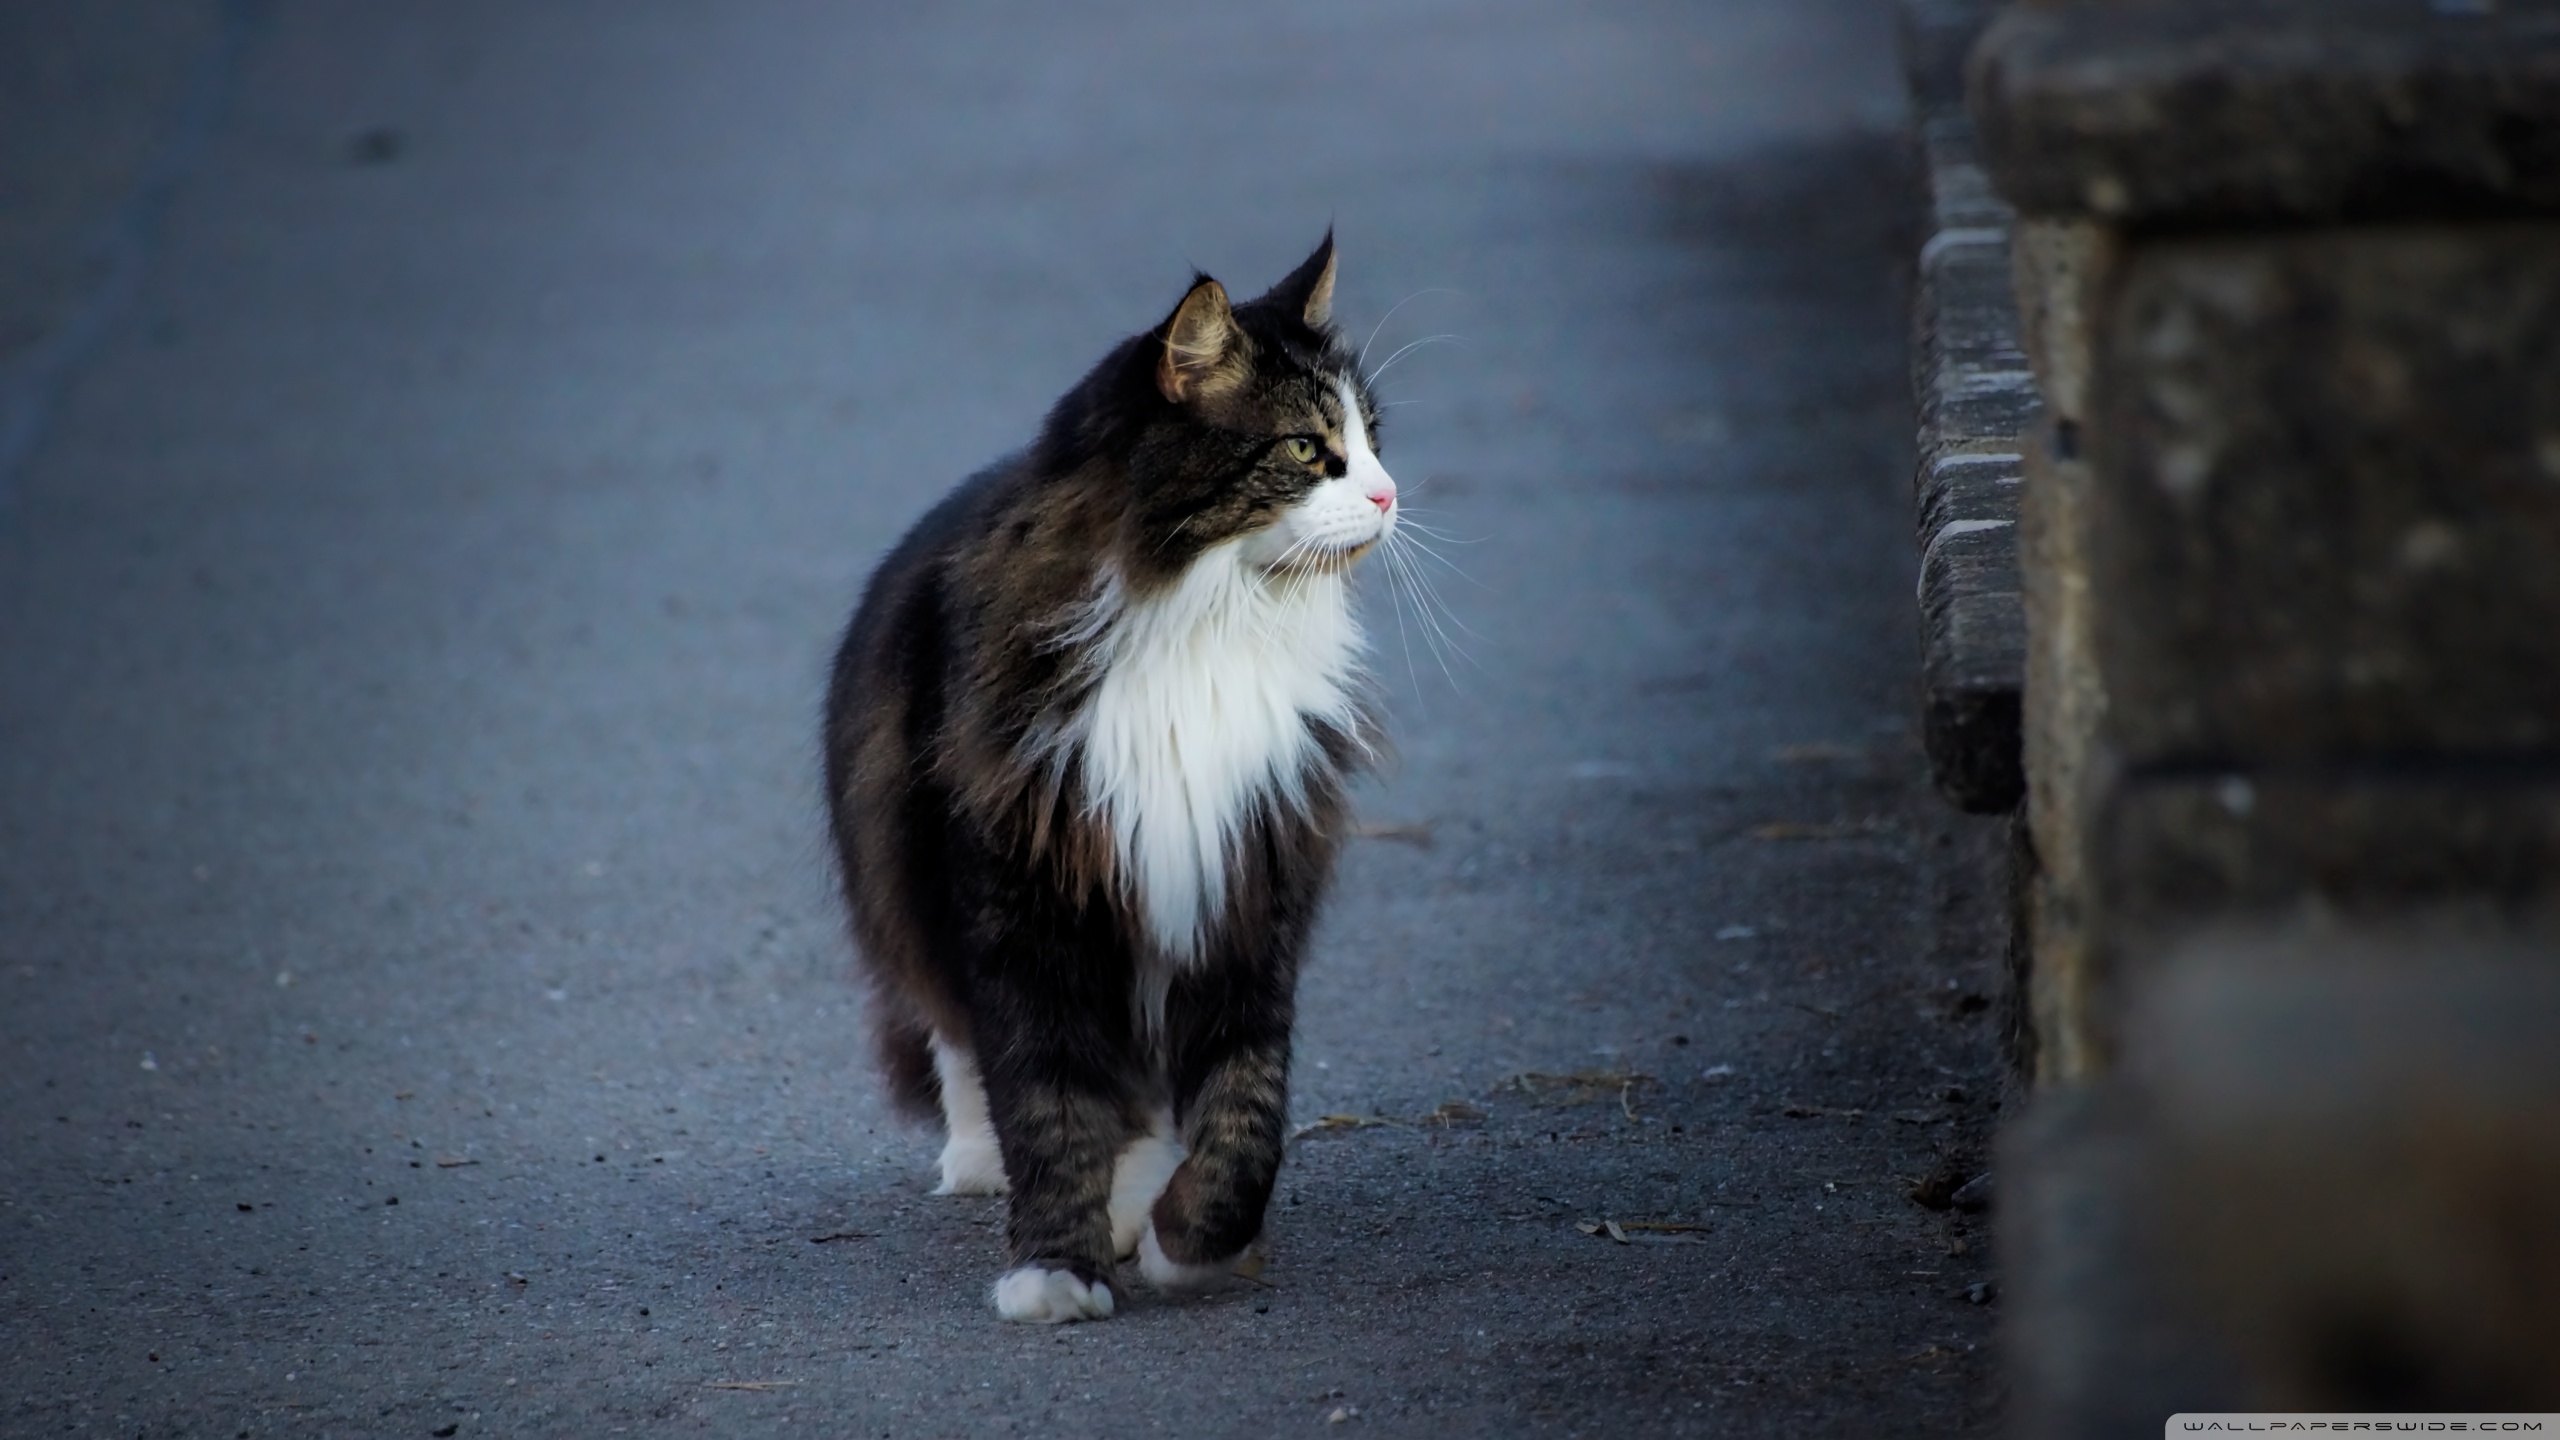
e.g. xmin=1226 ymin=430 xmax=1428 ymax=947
xmin=1156 ymin=276 xmax=1248 ymax=404
xmin=1262 ymin=231 xmax=1337 ymax=330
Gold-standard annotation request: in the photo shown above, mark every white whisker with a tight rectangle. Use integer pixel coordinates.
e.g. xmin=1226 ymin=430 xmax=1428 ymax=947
xmin=1371 ymin=333 xmax=1465 ymax=382
xmin=1388 ymin=529 xmax=1482 ymax=671
xmin=1358 ymin=287 xmax=1460 ymax=371
xmin=1387 ymin=515 xmax=1484 ymax=546
xmin=1379 ymin=533 xmax=1472 ymax=692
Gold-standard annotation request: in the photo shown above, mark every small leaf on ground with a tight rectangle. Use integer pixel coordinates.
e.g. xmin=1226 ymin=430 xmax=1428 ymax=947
xmin=1578 ymin=1217 xmax=1713 ymax=1244
xmin=1290 ymin=1114 xmax=1395 ymax=1141
xmin=1492 ymin=1069 xmax=1658 ymax=1109
xmin=1906 ymin=1156 xmax=1983 ymax=1211
xmin=1350 ymin=820 xmax=1435 ymax=848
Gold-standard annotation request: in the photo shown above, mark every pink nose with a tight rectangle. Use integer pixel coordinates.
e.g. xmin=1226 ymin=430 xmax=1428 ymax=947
xmin=1368 ymin=484 xmax=1396 ymax=514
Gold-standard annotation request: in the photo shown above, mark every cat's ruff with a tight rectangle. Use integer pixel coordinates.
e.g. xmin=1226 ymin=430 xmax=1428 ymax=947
xmin=1053 ymin=546 xmax=1368 ymax=965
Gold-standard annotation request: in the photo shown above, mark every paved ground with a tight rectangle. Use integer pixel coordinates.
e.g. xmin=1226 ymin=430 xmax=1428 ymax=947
xmin=0 ymin=2 xmax=2012 ymax=1435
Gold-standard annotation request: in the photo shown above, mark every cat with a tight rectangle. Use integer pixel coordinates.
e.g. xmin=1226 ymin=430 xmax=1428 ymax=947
xmin=822 ymin=234 xmax=1399 ymax=1323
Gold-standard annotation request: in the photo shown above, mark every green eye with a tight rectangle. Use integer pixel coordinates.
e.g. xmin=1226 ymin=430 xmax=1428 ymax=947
xmin=1283 ymin=436 xmax=1320 ymax=464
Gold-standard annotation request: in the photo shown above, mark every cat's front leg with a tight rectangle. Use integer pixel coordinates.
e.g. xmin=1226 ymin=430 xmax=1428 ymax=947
xmin=975 ymin=1032 xmax=1138 ymax=1323
xmin=1147 ymin=992 xmax=1292 ymax=1293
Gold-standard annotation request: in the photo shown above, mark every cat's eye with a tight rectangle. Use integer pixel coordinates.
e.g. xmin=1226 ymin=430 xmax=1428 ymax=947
xmin=1283 ymin=436 xmax=1320 ymax=465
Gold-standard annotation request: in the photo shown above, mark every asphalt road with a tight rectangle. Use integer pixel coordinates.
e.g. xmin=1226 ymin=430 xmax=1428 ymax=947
xmin=0 ymin=3 xmax=2011 ymax=1435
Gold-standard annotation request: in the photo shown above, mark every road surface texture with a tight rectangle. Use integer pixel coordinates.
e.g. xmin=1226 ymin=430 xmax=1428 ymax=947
xmin=0 ymin=2 xmax=2012 ymax=1436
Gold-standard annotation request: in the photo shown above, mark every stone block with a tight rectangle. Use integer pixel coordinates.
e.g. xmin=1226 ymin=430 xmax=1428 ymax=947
xmin=2096 ymin=765 xmax=2560 ymax=931
xmin=1911 ymin=157 xmax=2034 ymax=813
xmin=2131 ymin=935 xmax=2560 ymax=1406
xmin=2019 ymin=431 xmax=2106 ymax=1080
xmin=1919 ymin=518 xmax=2026 ymax=812
xmin=2007 ymin=218 xmax=2113 ymax=429
xmin=1916 ymin=231 xmax=2041 ymax=453
xmin=2088 ymin=224 xmax=2560 ymax=766
xmin=1970 ymin=0 xmax=2560 ymax=225
xmin=1999 ymin=1086 xmax=2243 ymax=1437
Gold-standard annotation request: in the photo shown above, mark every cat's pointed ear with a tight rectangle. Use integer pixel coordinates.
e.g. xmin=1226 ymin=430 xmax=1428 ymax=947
xmin=1156 ymin=276 xmax=1247 ymax=404
xmin=1263 ymin=231 xmax=1337 ymax=330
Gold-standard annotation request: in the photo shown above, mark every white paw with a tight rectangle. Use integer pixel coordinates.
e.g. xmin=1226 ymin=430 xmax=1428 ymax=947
xmin=1138 ymin=1225 xmax=1234 ymax=1295
xmin=1107 ymin=1125 xmax=1183 ymax=1258
xmin=990 ymin=1266 xmax=1115 ymax=1324
xmin=933 ymin=1134 xmax=1007 ymax=1196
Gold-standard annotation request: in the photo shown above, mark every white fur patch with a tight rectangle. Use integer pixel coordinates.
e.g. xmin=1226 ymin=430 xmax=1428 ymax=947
xmin=930 ymin=1036 xmax=1006 ymax=1196
xmin=1038 ymin=373 xmax=1394 ymax=962
xmin=1138 ymin=1226 xmax=1234 ymax=1294
xmin=991 ymin=1266 xmax=1115 ymax=1324
xmin=1108 ymin=1112 xmax=1184 ymax=1258
xmin=1060 ymin=545 xmax=1369 ymax=962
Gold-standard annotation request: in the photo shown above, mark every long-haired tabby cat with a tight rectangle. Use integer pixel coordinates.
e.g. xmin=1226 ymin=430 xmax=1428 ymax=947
xmin=824 ymin=235 xmax=1398 ymax=1322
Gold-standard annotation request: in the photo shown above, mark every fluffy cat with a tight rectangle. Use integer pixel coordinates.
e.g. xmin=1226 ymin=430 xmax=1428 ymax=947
xmin=823 ymin=235 xmax=1398 ymax=1322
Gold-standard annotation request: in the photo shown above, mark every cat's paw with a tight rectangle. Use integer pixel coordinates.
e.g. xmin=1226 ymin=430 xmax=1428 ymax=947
xmin=990 ymin=1266 xmax=1115 ymax=1324
xmin=1107 ymin=1129 xmax=1184 ymax=1258
xmin=933 ymin=1134 xmax=1007 ymax=1196
xmin=1138 ymin=1226 xmax=1237 ymax=1295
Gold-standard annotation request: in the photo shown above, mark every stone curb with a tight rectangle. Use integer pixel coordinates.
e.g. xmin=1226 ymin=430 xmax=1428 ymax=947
xmin=1903 ymin=0 xmax=2032 ymax=814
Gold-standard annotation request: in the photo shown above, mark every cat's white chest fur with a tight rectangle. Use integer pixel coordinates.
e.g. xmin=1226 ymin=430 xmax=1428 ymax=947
xmin=1066 ymin=548 xmax=1364 ymax=960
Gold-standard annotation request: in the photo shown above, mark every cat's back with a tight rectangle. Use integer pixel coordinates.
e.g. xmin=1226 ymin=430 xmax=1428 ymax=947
xmin=827 ymin=455 xmax=1033 ymax=731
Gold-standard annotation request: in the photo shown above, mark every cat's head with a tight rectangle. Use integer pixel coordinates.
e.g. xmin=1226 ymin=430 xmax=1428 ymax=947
xmin=1078 ymin=234 xmax=1398 ymax=585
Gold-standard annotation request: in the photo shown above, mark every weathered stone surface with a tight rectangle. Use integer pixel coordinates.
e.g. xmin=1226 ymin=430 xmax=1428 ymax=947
xmin=2097 ymin=766 xmax=2560 ymax=930
xmin=1920 ymin=536 xmax=2025 ymax=813
xmin=1909 ymin=170 xmax=2034 ymax=812
xmin=2003 ymin=938 xmax=2560 ymax=1429
xmin=1971 ymin=0 xmax=2560 ymax=224
xmin=2088 ymin=224 xmax=2560 ymax=766
xmin=2007 ymin=218 xmax=2113 ymax=429
xmin=2008 ymin=212 xmax=2121 ymax=1084
xmin=2019 ymin=431 xmax=2106 ymax=1080
xmin=1915 ymin=232 xmax=2040 ymax=454
xmin=2132 ymin=937 xmax=2560 ymax=1406
xmin=1919 ymin=121 xmax=2014 ymax=235
xmin=1914 ymin=446 xmax=2025 ymax=761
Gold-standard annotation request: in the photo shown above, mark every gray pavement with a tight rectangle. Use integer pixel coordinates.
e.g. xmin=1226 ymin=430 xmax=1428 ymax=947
xmin=0 ymin=3 xmax=2010 ymax=1435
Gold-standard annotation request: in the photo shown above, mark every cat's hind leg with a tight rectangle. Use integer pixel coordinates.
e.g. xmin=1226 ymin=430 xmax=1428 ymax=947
xmin=929 ymin=1035 xmax=1007 ymax=1196
xmin=1107 ymin=1108 xmax=1183 ymax=1259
